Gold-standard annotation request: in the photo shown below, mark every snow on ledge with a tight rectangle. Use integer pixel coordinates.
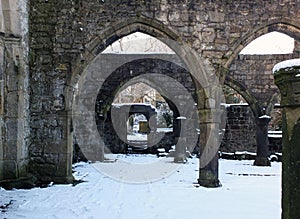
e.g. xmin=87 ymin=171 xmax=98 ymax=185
xmin=221 ymin=103 xmax=249 ymax=108
xmin=112 ymin=103 xmax=156 ymax=110
xmin=259 ymin=115 xmax=271 ymax=119
xmin=272 ymin=58 xmax=300 ymax=73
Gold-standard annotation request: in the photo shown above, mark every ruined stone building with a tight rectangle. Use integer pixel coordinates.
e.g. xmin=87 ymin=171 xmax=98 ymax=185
xmin=0 ymin=0 xmax=300 ymax=189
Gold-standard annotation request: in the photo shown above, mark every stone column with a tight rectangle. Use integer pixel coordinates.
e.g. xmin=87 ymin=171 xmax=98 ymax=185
xmin=273 ymin=59 xmax=300 ymax=219
xmin=198 ymin=109 xmax=222 ymax=188
xmin=174 ymin=117 xmax=187 ymax=163
xmin=254 ymin=115 xmax=271 ymax=166
xmin=52 ymin=110 xmax=74 ymax=184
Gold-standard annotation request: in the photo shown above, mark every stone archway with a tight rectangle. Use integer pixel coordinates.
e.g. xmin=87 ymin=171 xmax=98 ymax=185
xmin=68 ymin=18 xmax=225 ymax=187
xmin=105 ymin=103 xmax=158 ymax=153
xmin=222 ymin=21 xmax=300 ymax=166
xmin=74 ymin=53 xmax=199 ymax=160
xmin=93 ymin=56 xmax=199 ymax=158
xmin=225 ymin=21 xmax=300 ymax=69
xmin=225 ymin=77 xmax=261 ymax=118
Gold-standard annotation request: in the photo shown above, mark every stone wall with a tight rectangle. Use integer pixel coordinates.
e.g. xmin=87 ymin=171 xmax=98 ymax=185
xmin=228 ymin=53 xmax=300 ymax=113
xmin=101 ymin=103 xmax=281 ymax=155
xmin=0 ymin=0 xmax=298 ymax=184
xmin=220 ymin=104 xmax=283 ymax=154
xmin=220 ymin=104 xmax=256 ymax=152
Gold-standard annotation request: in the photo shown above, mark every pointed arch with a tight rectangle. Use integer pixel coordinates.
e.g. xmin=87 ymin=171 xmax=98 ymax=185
xmin=70 ymin=16 xmax=183 ymax=86
xmin=224 ymin=76 xmax=261 ymax=118
xmin=225 ymin=20 xmax=300 ymax=68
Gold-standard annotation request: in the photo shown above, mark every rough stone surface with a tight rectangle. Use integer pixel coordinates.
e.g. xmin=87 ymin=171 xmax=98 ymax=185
xmin=0 ymin=0 xmax=299 ymax=190
xmin=220 ymin=104 xmax=256 ymax=152
xmin=228 ymin=54 xmax=299 ymax=116
xmin=274 ymin=65 xmax=300 ymax=219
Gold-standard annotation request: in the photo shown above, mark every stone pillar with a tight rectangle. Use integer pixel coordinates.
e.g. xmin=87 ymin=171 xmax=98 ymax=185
xmin=174 ymin=117 xmax=187 ymax=163
xmin=1 ymin=0 xmax=21 ymax=36
xmin=198 ymin=109 xmax=222 ymax=188
xmin=52 ymin=111 xmax=74 ymax=184
xmin=254 ymin=115 xmax=271 ymax=166
xmin=273 ymin=59 xmax=300 ymax=219
xmin=0 ymin=39 xmax=30 ymax=184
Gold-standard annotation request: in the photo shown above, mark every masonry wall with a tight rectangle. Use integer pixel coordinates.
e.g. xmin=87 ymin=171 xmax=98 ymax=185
xmin=228 ymin=53 xmax=300 ymax=109
xmin=26 ymin=0 xmax=300 ymax=183
xmin=220 ymin=104 xmax=256 ymax=153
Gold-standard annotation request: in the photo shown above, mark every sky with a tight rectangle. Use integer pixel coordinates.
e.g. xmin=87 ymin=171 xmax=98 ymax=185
xmin=240 ymin=31 xmax=294 ymax=54
xmin=103 ymin=31 xmax=295 ymax=54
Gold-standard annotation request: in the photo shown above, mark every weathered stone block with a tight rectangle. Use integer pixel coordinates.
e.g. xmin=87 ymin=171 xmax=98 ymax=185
xmin=2 ymin=160 xmax=17 ymax=179
xmin=208 ymin=11 xmax=225 ymax=22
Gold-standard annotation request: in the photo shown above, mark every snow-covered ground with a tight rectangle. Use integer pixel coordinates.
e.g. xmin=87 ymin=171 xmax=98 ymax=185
xmin=1 ymin=155 xmax=281 ymax=219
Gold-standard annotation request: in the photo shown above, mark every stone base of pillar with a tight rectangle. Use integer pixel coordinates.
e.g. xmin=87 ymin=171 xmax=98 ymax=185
xmin=37 ymin=175 xmax=74 ymax=186
xmin=51 ymin=176 xmax=75 ymax=184
xmin=198 ymin=170 xmax=221 ymax=188
xmin=174 ymin=155 xmax=187 ymax=163
xmin=254 ymin=157 xmax=271 ymax=166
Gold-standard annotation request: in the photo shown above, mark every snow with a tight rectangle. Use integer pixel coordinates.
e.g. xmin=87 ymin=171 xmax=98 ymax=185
xmin=259 ymin=115 xmax=271 ymax=119
xmin=235 ymin=151 xmax=256 ymax=156
xmin=112 ymin=103 xmax=157 ymax=110
xmin=268 ymin=131 xmax=282 ymax=139
xmin=127 ymin=133 xmax=147 ymax=141
xmin=272 ymin=58 xmax=300 ymax=73
xmin=176 ymin=116 xmax=187 ymax=120
xmin=221 ymin=103 xmax=249 ymax=108
xmin=1 ymin=156 xmax=281 ymax=219
xmin=156 ymin=128 xmax=173 ymax=133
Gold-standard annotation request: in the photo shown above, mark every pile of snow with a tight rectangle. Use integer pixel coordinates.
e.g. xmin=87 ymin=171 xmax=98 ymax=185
xmin=259 ymin=115 xmax=271 ymax=119
xmin=112 ymin=103 xmax=157 ymax=110
xmin=221 ymin=103 xmax=249 ymax=108
xmin=272 ymin=58 xmax=300 ymax=73
xmin=1 ymin=155 xmax=281 ymax=219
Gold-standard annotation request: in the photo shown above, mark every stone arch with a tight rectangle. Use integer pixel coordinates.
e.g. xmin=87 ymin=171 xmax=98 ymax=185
xmin=70 ymin=17 xmax=224 ymax=187
xmin=69 ymin=16 xmax=219 ymax=103
xmin=92 ymin=56 xmax=198 ymax=156
xmin=69 ymin=17 xmax=183 ymax=87
xmin=112 ymin=77 xmax=181 ymax=119
xmin=95 ymin=57 xmax=196 ymax=116
xmin=101 ymin=75 xmax=182 ymax=154
xmin=225 ymin=20 xmax=300 ymax=68
xmin=68 ymin=18 xmax=184 ymax=164
xmin=108 ymin=103 xmax=157 ymax=150
xmin=73 ymin=54 xmax=196 ymax=158
xmin=224 ymin=77 xmax=261 ymax=118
